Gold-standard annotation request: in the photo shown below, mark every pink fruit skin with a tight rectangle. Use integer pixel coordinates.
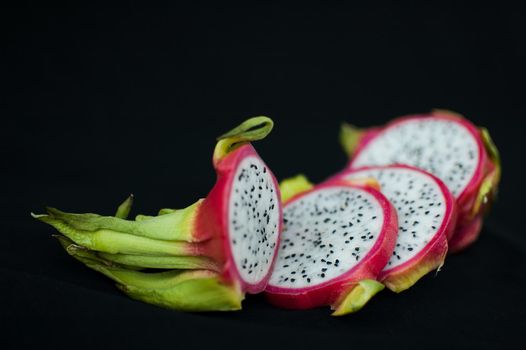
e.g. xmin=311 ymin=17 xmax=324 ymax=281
xmin=328 ymin=165 xmax=457 ymax=291
xmin=194 ymin=144 xmax=283 ymax=294
xmin=447 ymin=214 xmax=483 ymax=254
xmin=265 ymin=181 xmax=397 ymax=309
xmin=347 ymin=111 xmax=494 ymax=253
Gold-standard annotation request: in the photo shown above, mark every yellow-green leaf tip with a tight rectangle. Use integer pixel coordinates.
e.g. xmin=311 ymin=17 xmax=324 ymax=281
xmin=279 ymin=174 xmax=314 ymax=202
xmin=331 ymin=279 xmax=385 ymax=316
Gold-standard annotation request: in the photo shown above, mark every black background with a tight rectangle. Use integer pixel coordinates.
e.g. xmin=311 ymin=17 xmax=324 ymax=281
xmin=3 ymin=2 xmax=526 ymax=349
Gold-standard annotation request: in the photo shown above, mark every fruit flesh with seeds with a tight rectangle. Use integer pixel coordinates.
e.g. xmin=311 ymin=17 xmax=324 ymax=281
xmin=331 ymin=165 xmax=457 ymax=292
xmin=340 ymin=110 xmax=500 ymax=252
xmin=33 ymin=116 xmax=283 ymax=311
xmin=265 ymin=178 xmax=398 ymax=315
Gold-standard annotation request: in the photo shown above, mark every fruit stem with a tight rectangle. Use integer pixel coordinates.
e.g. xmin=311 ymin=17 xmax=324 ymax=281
xmin=35 ymin=198 xmax=204 ymax=242
xmin=213 ymin=116 xmax=274 ymax=163
xmin=97 ymin=252 xmax=220 ymax=271
xmin=33 ymin=213 xmax=203 ymax=256
xmin=57 ymin=234 xmax=242 ymax=311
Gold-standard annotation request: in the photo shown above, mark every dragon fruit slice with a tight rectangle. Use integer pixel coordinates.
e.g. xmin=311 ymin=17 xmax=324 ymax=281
xmin=332 ymin=165 xmax=457 ymax=292
xmin=340 ymin=110 xmax=500 ymax=252
xmin=265 ymin=177 xmax=398 ymax=315
xmin=33 ymin=116 xmax=283 ymax=311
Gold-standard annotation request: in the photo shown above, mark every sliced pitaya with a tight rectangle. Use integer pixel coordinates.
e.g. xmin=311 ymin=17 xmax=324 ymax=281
xmin=33 ymin=116 xmax=283 ymax=311
xmin=265 ymin=177 xmax=398 ymax=315
xmin=331 ymin=165 xmax=457 ymax=292
xmin=340 ymin=110 xmax=500 ymax=252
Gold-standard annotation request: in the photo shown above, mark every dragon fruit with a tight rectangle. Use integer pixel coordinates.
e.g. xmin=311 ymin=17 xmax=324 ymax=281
xmin=33 ymin=116 xmax=283 ymax=311
xmin=265 ymin=177 xmax=398 ymax=315
xmin=331 ymin=165 xmax=457 ymax=292
xmin=340 ymin=110 xmax=500 ymax=252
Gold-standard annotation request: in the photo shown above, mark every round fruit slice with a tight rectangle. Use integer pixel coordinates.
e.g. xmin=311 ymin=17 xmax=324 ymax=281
xmin=333 ymin=165 xmax=457 ymax=292
xmin=265 ymin=178 xmax=397 ymax=315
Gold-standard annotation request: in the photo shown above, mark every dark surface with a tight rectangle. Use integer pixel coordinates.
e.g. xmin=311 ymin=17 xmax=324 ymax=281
xmin=3 ymin=3 xmax=526 ymax=349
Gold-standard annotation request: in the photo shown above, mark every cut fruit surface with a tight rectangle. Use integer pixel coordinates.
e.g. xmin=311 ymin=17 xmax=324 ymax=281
xmin=342 ymin=110 xmax=500 ymax=252
xmin=334 ymin=165 xmax=456 ymax=292
xmin=350 ymin=115 xmax=482 ymax=198
xmin=228 ymin=155 xmax=281 ymax=286
xmin=266 ymin=179 xmax=397 ymax=314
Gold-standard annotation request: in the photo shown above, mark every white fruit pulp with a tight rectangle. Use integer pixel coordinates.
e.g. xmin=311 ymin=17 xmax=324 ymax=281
xmin=229 ymin=156 xmax=281 ymax=285
xmin=351 ymin=119 xmax=479 ymax=197
xmin=270 ymin=186 xmax=384 ymax=289
xmin=344 ymin=167 xmax=447 ymax=270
